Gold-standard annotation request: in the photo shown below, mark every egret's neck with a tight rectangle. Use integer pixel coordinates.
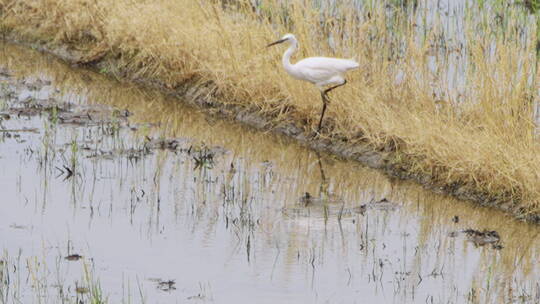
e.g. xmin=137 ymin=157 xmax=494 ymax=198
xmin=282 ymin=39 xmax=298 ymax=74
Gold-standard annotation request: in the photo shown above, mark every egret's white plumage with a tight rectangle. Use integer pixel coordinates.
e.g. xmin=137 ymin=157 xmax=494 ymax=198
xmin=267 ymin=33 xmax=359 ymax=131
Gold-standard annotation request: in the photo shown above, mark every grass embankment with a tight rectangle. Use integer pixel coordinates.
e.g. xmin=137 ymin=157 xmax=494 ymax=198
xmin=0 ymin=0 xmax=539 ymax=218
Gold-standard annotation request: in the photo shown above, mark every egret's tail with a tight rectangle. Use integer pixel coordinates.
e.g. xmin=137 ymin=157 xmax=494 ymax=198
xmin=343 ymin=59 xmax=360 ymax=71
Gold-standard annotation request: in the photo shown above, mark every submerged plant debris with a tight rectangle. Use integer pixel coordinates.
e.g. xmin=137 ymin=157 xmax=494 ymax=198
xmin=462 ymin=229 xmax=503 ymax=248
xmin=156 ymin=280 xmax=176 ymax=292
xmin=65 ymin=254 xmax=83 ymax=261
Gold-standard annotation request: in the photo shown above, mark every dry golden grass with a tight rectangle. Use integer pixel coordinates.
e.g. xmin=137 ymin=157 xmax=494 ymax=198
xmin=1 ymin=0 xmax=539 ymax=214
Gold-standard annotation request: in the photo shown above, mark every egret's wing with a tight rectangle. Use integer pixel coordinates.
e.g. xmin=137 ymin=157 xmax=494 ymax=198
xmin=294 ymin=57 xmax=359 ymax=83
xmin=296 ymin=57 xmax=359 ymax=73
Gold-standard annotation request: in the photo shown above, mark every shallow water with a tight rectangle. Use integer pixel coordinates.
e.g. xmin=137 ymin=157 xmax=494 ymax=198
xmin=0 ymin=43 xmax=539 ymax=304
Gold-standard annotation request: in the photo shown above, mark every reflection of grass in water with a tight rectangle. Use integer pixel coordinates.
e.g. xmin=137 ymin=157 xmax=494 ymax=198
xmin=0 ymin=251 xmax=112 ymax=303
xmin=0 ymin=83 xmax=8 ymax=111
xmin=81 ymin=262 xmax=107 ymax=304
xmin=191 ymin=145 xmax=215 ymax=170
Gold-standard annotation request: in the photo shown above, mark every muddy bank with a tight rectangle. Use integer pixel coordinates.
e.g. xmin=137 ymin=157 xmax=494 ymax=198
xmin=2 ymin=36 xmax=536 ymax=223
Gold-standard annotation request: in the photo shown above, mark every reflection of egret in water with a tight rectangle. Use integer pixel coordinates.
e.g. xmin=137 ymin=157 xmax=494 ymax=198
xmin=317 ymin=152 xmax=329 ymax=201
xmin=300 ymin=153 xmax=329 ymax=204
xmin=297 ymin=153 xmax=351 ymax=224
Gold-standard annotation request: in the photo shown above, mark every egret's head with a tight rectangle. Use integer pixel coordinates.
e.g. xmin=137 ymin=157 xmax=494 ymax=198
xmin=266 ymin=33 xmax=296 ymax=47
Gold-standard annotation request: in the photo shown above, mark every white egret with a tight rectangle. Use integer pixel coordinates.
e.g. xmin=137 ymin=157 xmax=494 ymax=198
xmin=267 ymin=33 xmax=359 ymax=132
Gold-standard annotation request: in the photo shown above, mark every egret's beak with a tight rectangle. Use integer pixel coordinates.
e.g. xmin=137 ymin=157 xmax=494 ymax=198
xmin=266 ymin=38 xmax=287 ymax=48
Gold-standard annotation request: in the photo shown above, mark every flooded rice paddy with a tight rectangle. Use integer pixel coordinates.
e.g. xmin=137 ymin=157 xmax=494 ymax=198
xmin=0 ymin=43 xmax=539 ymax=304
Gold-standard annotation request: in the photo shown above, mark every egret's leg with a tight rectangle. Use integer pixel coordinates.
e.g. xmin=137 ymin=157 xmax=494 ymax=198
xmin=324 ymin=79 xmax=347 ymax=96
xmin=318 ymin=92 xmax=329 ymax=132
xmin=318 ymin=80 xmax=347 ymax=132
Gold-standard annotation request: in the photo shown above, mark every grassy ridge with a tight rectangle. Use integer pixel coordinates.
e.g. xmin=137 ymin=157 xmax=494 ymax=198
xmin=1 ymin=0 xmax=539 ymax=215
